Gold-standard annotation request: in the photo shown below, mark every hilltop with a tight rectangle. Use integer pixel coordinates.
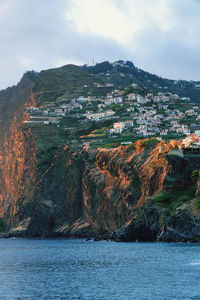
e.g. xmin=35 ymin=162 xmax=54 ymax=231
xmin=83 ymin=60 xmax=200 ymax=103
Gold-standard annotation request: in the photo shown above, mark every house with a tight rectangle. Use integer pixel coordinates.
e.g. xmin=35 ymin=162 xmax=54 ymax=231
xmin=86 ymin=112 xmax=105 ymax=120
xmin=42 ymin=110 xmax=49 ymax=116
xmin=195 ymin=130 xmax=200 ymax=137
xmin=128 ymin=93 xmax=136 ymax=100
xmin=110 ymin=128 xmax=123 ymax=134
xmin=88 ymin=96 xmax=95 ymax=101
xmin=186 ymin=109 xmax=195 ymax=116
xmin=97 ymin=104 xmax=106 ymax=110
xmin=182 ymin=134 xmax=200 ymax=148
xmin=60 ymin=103 xmax=68 ymax=109
xmin=150 ymin=109 xmax=157 ymax=115
xmin=113 ymin=97 xmax=123 ymax=104
xmin=183 ymin=129 xmax=191 ymax=135
xmin=55 ymin=108 xmax=65 ymax=116
xmin=105 ymin=110 xmax=115 ymax=117
xmin=73 ymin=103 xmax=83 ymax=110
xmin=114 ymin=122 xmax=125 ymax=129
xmin=160 ymin=130 xmax=168 ymax=136
xmin=86 ymin=110 xmax=114 ymax=121
xmin=49 ymin=111 xmax=58 ymax=117
xmin=121 ymin=141 xmax=132 ymax=145
xmin=104 ymin=98 xmax=114 ymax=105
xmin=125 ymin=120 xmax=134 ymax=127
xmin=182 ymin=124 xmax=188 ymax=129
xmin=139 ymin=125 xmax=147 ymax=133
xmin=127 ymin=107 xmax=134 ymax=112
xmin=77 ymin=96 xmax=88 ymax=102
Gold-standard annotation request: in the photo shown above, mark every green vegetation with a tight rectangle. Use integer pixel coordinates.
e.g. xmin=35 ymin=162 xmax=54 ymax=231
xmin=83 ymin=61 xmax=113 ymax=74
xmin=33 ymin=64 xmax=113 ymax=104
xmin=194 ymin=197 xmax=200 ymax=212
xmin=163 ymin=134 xmax=184 ymax=141
xmin=99 ymin=142 xmax=120 ymax=148
xmin=25 ymin=70 xmax=38 ymax=83
xmin=107 ymin=103 xmax=128 ymax=114
xmin=180 ymin=118 xmax=197 ymax=124
xmin=37 ymin=142 xmax=58 ymax=167
xmin=92 ymin=128 xmax=105 ymax=135
xmin=191 ymin=170 xmax=199 ymax=183
xmin=0 ymin=218 xmax=5 ymax=232
xmin=94 ymin=135 xmax=141 ymax=148
xmin=154 ymin=186 xmax=196 ymax=210
xmin=129 ymin=176 xmax=141 ymax=198
xmin=139 ymin=138 xmax=159 ymax=149
xmin=126 ymin=143 xmax=136 ymax=152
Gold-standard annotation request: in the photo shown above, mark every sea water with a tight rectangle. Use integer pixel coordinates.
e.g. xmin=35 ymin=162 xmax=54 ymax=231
xmin=0 ymin=239 xmax=200 ymax=299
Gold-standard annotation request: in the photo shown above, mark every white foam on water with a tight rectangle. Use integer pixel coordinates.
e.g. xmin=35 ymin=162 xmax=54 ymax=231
xmin=190 ymin=261 xmax=200 ymax=266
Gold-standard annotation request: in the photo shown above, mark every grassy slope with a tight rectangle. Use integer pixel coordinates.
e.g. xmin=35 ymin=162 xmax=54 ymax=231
xmin=33 ymin=64 xmax=113 ymax=104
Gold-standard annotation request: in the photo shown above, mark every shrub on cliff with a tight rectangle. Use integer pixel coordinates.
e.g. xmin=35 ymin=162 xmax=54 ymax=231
xmin=0 ymin=219 xmax=5 ymax=233
xmin=154 ymin=187 xmax=196 ymax=210
xmin=135 ymin=138 xmax=159 ymax=151
xmin=194 ymin=197 xmax=200 ymax=213
xmin=191 ymin=170 xmax=199 ymax=183
xmin=126 ymin=143 xmax=136 ymax=152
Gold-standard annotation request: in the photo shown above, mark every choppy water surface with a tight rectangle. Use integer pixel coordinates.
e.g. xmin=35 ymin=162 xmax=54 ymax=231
xmin=0 ymin=239 xmax=200 ymax=299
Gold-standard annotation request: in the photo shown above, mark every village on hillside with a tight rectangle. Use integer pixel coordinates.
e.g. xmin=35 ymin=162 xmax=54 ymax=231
xmin=24 ymin=85 xmax=200 ymax=150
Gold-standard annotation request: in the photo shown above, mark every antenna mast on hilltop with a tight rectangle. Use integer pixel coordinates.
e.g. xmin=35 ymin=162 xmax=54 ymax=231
xmin=93 ymin=57 xmax=95 ymax=66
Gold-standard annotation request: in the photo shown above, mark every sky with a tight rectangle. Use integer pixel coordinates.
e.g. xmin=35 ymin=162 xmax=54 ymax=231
xmin=1 ymin=0 xmax=200 ymax=89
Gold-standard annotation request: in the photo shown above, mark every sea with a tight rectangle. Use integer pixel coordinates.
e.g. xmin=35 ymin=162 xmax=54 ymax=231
xmin=0 ymin=239 xmax=200 ymax=300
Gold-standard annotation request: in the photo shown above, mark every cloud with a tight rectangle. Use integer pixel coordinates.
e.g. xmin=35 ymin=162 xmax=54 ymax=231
xmin=65 ymin=0 xmax=137 ymax=45
xmin=0 ymin=0 xmax=200 ymax=89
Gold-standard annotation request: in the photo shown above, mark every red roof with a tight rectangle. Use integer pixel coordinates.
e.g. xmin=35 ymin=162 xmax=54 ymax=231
xmin=186 ymin=134 xmax=200 ymax=143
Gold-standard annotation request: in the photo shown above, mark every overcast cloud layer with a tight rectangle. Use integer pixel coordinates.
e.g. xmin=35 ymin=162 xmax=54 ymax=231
xmin=0 ymin=0 xmax=200 ymax=89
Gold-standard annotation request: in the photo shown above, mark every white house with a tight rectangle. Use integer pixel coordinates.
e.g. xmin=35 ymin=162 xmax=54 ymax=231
xmin=113 ymin=97 xmax=123 ymax=104
xmin=139 ymin=125 xmax=147 ymax=133
xmin=77 ymin=96 xmax=88 ymax=102
xmin=183 ymin=129 xmax=191 ymax=135
xmin=195 ymin=130 xmax=200 ymax=137
xmin=125 ymin=120 xmax=134 ymax=127
xmin=110 ymin=128 xmax=123 ymax=134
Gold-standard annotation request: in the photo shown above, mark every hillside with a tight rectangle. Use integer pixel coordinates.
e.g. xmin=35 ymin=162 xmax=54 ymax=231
xmin=83 ymin=60 xmax=200 ymax=103
xmin=1 ymin=61 xmax=200 ymax=241
xmin=0 ymin=72 xmax=35 ymax=146
xmin=33 ymin=64 xmax=114 ymax=105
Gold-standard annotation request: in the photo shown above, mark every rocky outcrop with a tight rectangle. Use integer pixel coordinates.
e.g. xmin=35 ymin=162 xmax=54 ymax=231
xmin=114 ymin=202 xmax=200 ymax=243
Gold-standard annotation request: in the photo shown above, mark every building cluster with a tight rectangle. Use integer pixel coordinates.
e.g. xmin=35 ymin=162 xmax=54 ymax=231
xmin=24 ymin=86 xmax=200 ymax=150
xmin=108 ymin=92 xmax=200 ymax=138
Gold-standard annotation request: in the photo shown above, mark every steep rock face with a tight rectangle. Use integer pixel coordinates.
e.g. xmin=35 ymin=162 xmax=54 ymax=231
xmin=26 ymin=146 xmax=84 ymax=236
xmin=0 ymin=74 xmax=34 ymax=146
xmin=7 ymin=140 xmax=197 ymax=241
xmin=0 ymin=113 xmax=37 ymax=229
xmin=0 ymin=75 xmax=36 ymax=231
